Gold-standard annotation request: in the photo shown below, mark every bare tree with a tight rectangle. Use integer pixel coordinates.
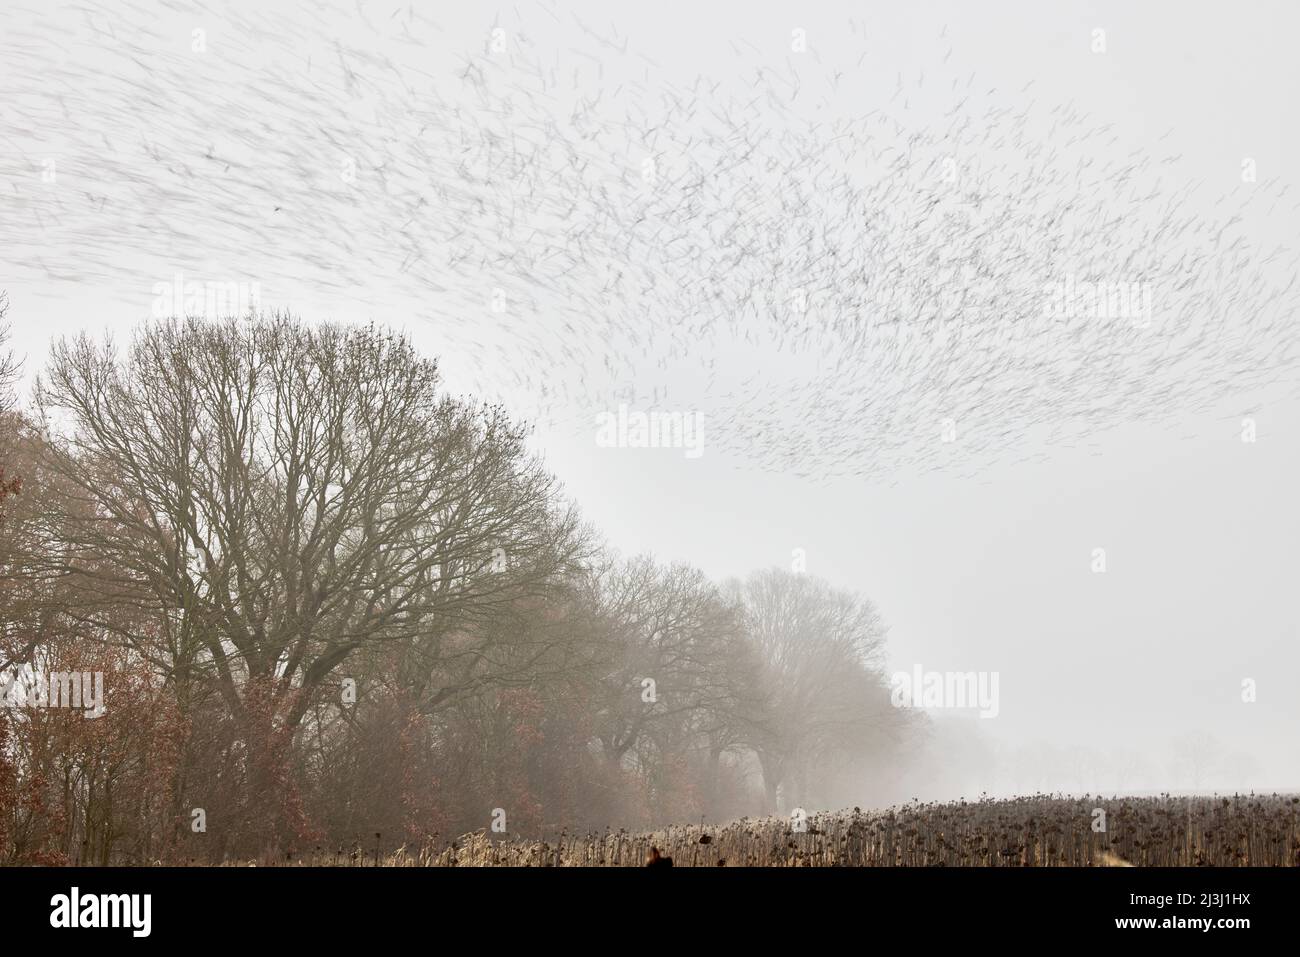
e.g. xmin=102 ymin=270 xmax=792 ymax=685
xmin=0 ymin=292 xmax=34 ymax=664
xmin=29 ymin=315 xmax=581 ymax=846
xmin=1171 ymin=730 xmax=1227 ymax=790
xmin=729 ymin=568 xmax=903 ymax=812
xmin=0 ymin=292 xmax=20 ymax=417
xmin=588 ymin=557 xmax=757 ymax=782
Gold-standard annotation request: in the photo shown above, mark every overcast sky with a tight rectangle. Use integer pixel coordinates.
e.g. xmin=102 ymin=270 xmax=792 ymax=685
xmin=2 ymin=0 xmax=1297 ymax=797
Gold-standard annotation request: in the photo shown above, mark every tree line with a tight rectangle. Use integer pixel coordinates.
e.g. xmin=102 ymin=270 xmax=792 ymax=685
xmin=0 ymin=307 xmax=915 ymax=863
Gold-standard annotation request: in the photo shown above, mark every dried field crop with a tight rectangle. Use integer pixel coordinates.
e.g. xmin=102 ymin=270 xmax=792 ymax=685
xmin=248 ymin=793 xmax=1300 ymax=867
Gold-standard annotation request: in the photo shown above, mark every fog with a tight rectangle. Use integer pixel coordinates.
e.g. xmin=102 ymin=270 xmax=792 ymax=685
xmin=1 ymin=0 xmax=1297 ymax=863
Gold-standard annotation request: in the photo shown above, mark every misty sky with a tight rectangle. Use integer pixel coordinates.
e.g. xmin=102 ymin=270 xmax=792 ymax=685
xmin=2 ymin=0 xmax=1297 ymax=796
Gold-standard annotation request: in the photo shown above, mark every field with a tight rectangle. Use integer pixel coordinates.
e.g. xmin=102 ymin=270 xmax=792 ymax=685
xmin=262 ymin=793 xmax=1300 ymax=867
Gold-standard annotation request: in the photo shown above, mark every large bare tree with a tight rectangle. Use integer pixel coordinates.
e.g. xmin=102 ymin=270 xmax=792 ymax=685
xmin=30 ymin=316 xmax=580 ymax=812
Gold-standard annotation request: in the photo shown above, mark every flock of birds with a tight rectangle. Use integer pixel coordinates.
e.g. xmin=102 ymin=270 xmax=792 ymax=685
xmin=2 ymin=0 xmax=1298 ymax=480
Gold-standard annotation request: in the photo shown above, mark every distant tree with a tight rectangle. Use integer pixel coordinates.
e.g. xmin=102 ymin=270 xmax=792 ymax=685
xmin=1171 ymin=731 xmax=1227 ymax=790
xmin=729 ymin=569 xmax=905 ymax=812
xmin=1110 ymin=748 xmax=1153 ymax=794
xmin=1062 ymin=744 xmax=1106 ymax=795
xmin=587 ymin=556 xmax=757 ymax=814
